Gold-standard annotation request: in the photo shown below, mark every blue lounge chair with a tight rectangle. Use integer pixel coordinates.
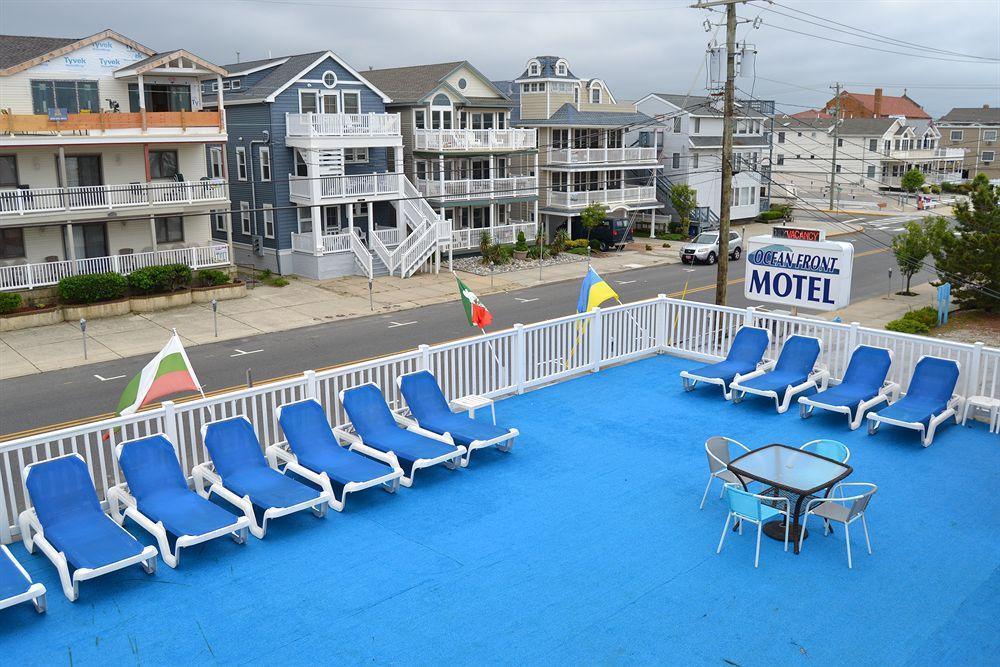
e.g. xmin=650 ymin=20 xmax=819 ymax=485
xmin=339 ymin=383 xmax=464 ymax=487
xmin=193 ymin=417 xmax=331 ymax=539
xmin=18 ymin=454 xmax=157 ymax=601
xmin=0 ymin=544 xmax=46 ymax=613
xmin=269 ymin=399 xmax=403 ymax=511
xmin=397 ymin=370 xmax=518 ymax=467
xmin=799 ymin=345 xmax=898 ymax=429
xmin=731 ymin=335 xmax=828 ymax=413
xmin=680 ymin=326 xmax=771 ymax=400
xmin=107 ymin=435 xmax=251 ymax=568
xmin=867 ymin=356 xmax=962 ymax=446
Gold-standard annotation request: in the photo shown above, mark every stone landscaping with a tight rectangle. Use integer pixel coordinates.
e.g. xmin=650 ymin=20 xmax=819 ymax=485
xmin=452 ymin=252 xmax=586 ymax=276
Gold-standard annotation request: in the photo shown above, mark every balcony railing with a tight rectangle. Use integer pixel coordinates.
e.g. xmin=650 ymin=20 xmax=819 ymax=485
xmin=888 ymin=147 xmax=965 ymax=161
xmin=1 ymin=111 xmax=223 ymax=136
xmin=450 ymin=221 xmax=537 ymax=250
xmin=414 ymin=129 xmax=537 ymax=152
xmin=415 ymin=176 xmax=538 ymax=201
xmin=288 ymin=173 xmax=403 ymax=203
xmin=548 ymin=186 xmax=657 ymax=209
xmin=285 ymin=113 xmax=401 ymax=138
xmin=0 ymin=180 xmax=228 ymax=217
xmin=548 ymin=146 xmax=657 ymax=165
xmin=0 ymin=244 xmax=230 ymax=292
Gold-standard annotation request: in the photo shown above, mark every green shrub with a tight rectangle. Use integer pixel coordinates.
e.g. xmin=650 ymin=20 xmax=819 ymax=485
xmin=757 ymin=209 xmax=786 ymax=222
xmin=565 ymin=238 xmax=590 ymax=249
xmin=905 ymin=306 xmax=938 ymax=328
xmin=514 ymin=230 xmax=528 ymax=252
xmin=551 ymin=230 xmax=569 ymax=256
xmin=197 ymin=269 xmax=231 ymax=287
xmin=567 ymin=247 xmax=589 ymax=256
xmin=58 ymin=272 xmax=128 ymax=304
xmin=128 ymin=264 xmax=192 ymax=295
xmin=527 ymin=245 xmax=550 ymax=260
xmin=0 ymin=292 xmax=22 ymax=314
xmin=589 ymin=239 xmax=602 ymax=252
xmin=930 ymin=185 xmax=941 ymax=194
xmin=271 ymin=277 xmax=289 ymax=287
xmin=655 ymin=232 xmax=686 ymax=241
xmin=885 ymin=317 xmax=931 ymax=335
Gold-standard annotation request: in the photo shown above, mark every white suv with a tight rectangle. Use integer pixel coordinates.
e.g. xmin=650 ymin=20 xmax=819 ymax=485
xmin=680 ymin=231 xmax=743 ymax=265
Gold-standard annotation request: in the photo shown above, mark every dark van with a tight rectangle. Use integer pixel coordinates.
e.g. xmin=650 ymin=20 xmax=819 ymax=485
xmin=585 ymin=217 xmax=634 ymax=250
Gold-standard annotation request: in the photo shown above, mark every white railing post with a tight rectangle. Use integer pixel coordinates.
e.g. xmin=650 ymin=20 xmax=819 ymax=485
xmin=656 ymin=294 xmax=668 ymax=352
xmin=590 ymin=307 xmax=603 ymax=372
xmin=304 ymin=369 xmax=318 ymax=399
xmin=847 ymin=321 xmax=859 ymax=360
xmin=513 ymin=323 xmax=526 ymax=394
xmin=111 ymin=254 xmax=121 ymax=275
xmin=967 ymin=341 xmax=984 ymax=396
xmin=744 ymin=306 xmax=756 ymax=328
xmin=189 ymin=247 xmax=198 ymax=269
xmin=25 ymin=263 xmax=35 ymax=290
xmin=419 ymin=343 xmax=431 ymax=371
xmin=162 ymin=400 xmax=178 ymax=446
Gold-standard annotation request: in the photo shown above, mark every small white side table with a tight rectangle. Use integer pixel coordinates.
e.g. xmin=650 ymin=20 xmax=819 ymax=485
xmin=450 ymin=394 xmax=496 ymax=425
xmin=961 ymin=396 xmax=1000 ymax=434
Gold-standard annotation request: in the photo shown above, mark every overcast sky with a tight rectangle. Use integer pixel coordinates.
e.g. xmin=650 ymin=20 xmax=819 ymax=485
xmin=3 ymin=0 xmax=998 ymax=117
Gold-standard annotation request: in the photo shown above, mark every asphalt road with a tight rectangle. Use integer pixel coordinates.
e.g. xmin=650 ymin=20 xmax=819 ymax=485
xmin=1 ymin=215 xmax=929 ymax=437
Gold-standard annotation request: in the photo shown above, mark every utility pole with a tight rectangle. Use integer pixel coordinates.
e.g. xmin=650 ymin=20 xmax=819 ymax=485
xmin=829 ymin=82 xmax=842 ymax=211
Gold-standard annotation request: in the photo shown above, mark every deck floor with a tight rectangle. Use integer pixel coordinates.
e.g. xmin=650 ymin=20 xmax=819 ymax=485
xmin=2 ymin=354 xmax=999 ymax=665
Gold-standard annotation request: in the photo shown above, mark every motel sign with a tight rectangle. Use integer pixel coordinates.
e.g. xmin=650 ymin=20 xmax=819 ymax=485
xmin=744 ymin=229 xmax=854 ymax=311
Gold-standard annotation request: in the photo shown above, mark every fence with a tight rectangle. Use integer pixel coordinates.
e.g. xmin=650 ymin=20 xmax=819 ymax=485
xmin=1 ymin=295 xmax=996 ymax=543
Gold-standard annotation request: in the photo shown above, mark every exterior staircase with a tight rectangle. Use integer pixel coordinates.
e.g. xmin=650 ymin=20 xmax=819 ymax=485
xmin=375 ymin=177 xmax=448 ymax=278
xmin=370 ymin=254 xmax=390 ymax=277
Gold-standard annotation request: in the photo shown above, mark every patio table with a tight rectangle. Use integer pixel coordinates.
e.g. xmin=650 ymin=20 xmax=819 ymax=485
xmin=728 ymin=444 xmax=852 ymax=554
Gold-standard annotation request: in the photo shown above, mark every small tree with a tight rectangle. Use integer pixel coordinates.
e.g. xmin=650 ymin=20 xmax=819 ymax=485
xmin=933 ymin=178 xmax=999 ymax=312
xmin=579 ymin=203 xmax=608 ymax=240
xmin=900 ymin=168 xmax=925 ymax=193
xmin=479 ymin=230 xmax=493 ymax=265
xmin=891 ymin=218 xmax=950 ymax=295
xmin=669 ymin=184 xmax=698 ymax=234
xmin=514 ymin=230 xmax=528 ymax=252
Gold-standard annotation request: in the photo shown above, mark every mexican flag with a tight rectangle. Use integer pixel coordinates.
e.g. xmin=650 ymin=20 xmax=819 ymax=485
xmin=456 ymin=275 xmax=493 ymax=329
xmin=114 ymin=331 xmax=202 ymax=418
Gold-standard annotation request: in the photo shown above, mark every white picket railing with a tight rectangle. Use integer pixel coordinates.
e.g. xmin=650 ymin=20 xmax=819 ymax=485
xmin=414 ymin=128 xmax=536 ymax=151
xmin=2 ymin=295 xmax=996 ymax=543
xmin=548 ymin=186 xmax=657 ymax=209
xmin=450 ymin=221 xmax=537 ymax=250
xmin=288 ymin=173 xmax=403 ymax=203
xmin=416 ymin=176 xmax=538 ymax=201
xmin=548 ymin=146 xmax=658 ymax=165
xmin=0 ymin=244 xmax=231 ymax=292
xmin=349 ymin=232 xmax=373 ymax=280
xmin=373 ymin=227 xmax=403 ymax=246
xmin=0 ymin=181 xmax=227 ymax=216
xmin=285 ymin=112 xmax=401 ymax=138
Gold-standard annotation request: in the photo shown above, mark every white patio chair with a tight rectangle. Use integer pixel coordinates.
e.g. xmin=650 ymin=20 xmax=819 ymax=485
xmin=700 ymin=436 xmax=753 ymax=510
xmin=798 ymin=482 xmax=876 ymax=568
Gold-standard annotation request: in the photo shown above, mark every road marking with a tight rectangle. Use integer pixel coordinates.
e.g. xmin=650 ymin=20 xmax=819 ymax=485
xmin=683 ymin=268 xmax=696 ymax=273
xmin=230 ymin=348 xmax=263 ymax=357
xmin=856 ymin=247 xmax=889 ymax=258
xmin=387 ymin=321 xmax=417 ymax=328
xmin=841 ymin=218 xmax=864 ymax=224
xmin=93 ymin=373 xmax=126 ymax=382
xmin=622 ymin=263 xmax=645 ymax=269
xmin=616 ymin=280 xmax=637 ymax=285
xmin=889 ymin=227 xmax=905 ymax=232
xmin=514 ymin=297 xmax=539 ymax=303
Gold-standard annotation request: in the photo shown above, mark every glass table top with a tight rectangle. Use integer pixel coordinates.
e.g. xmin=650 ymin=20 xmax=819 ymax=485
xmin=729 ymin=444 xmax=852 ymax=495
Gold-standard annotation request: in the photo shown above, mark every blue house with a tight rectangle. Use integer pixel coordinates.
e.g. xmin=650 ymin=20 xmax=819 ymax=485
xmin=204 ymin=50 xmax=446 ymax=279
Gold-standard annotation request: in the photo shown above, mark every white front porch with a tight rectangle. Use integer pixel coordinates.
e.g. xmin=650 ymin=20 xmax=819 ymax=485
xmin=414 ymin=129 xmax=536 ymax=152
xmin=415 ymin=176 xmax=538 ymax=202
xmin=548 ymin=186 xmax=657 ymax=209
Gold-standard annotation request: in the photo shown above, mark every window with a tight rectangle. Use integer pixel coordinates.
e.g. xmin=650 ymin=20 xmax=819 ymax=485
xmin=213 ymin=210 xmax=226 ymax=232
xmin=259 ymin=146 xmax=271 ymax=181
xmin=457 ymin=77 xmax=467 ymax=90
xmin=342 ymin=91 xmax=361 ymax=114
xmin=294 ymin=150 xmax=308 ymax=177
xmin=529 ymin=61 xmax=540 ymax=76
xmin=31 ymin=80 xmax=100 ymax=114
xmin=240 ymin=202 xmax=252 ymax=235
xmin=837 ymin=138 xmax=844 ymax=148
xmin=776 ymin=154 xmax=785 ymax=166
xmin=867 ymin=165 xmax=876 ymax=178
xmin=414 ymin=109 xmax=426 ymax=130
xmin=556 ymin=62 xmax=567 ymax=76
xmin=692 ymin=153 xmax=700 ymax=169
xmin=672 ymin=116 xmax=681 ymax=133
xmin=230 ymin=79 xmax=242 ymax=90
xmin=415 ymin=160 xmax=428 ymax=181
xmin=0 ymin=155 xmax=17 ymax=186
xmin=574 ymin=86 xmax=579 ymax=106
xmin=671 ymin=153 xmax=681 ymax=169
xmin=322 ymin=70 xmax=337 ymax=88
xmin=148 ymin=150 xmax=179 ymax=180
xmin=552 ymin=129 xmax=569 ymax=149
xmin=299 ymin=90 xmax=318 ymax=114
xmin=0 ymin=227 xmax=25 ymax=259
xmin=209 ymin=147 xmax=223 ymax=178
xmin=344 ymin=148 xmax=369 ymax=163
xmin=950 ymin=130 xmax=963 ymax=141
xmin=693 ymin=117 xmax=701 ymax=134
xmin=869 ymin=139 xmax=877 ymax=152
xmin=497 ymin=114 xmax=506 ymax=129
xmin=262 ymin=204 xmax=275 ymax=238
xmin=127 ymin=83 xmax=191 ymax=112
xmin=235 ymin=147 xmax=247 ymax=181
xmin=590 ymin=87 xmax=601 ymax=104
xmin=297 ymin=207 xmax=312 ymax=234
xmin=777 ymin=131 xmax=785 ymax=144
xmin=221 ymin=81 xmax=231 ymax=91
xmin=154 ymin=216 xmax=184 ymax=243
xmin=985 ymin=130 xmax=998 ymax=142
xmin=983 ymin=151 xmax=996 ymax=162
xmin=835 ymin=164 xmax=842 ymax=173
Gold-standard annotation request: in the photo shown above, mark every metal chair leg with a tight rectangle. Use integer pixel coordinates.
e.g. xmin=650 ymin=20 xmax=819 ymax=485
xmin=783 ymin=516 xmax=789 ymax=552
xmin=798 ymin=513 xmax=810 ymax=553
xmin=861 ymin=514 xmax=872 ymax=554
xmin=844 ymin=521 xmax=853 ymax=569
xmin=699 ymin=475 xmax=714 ymax=510
xmin=754 ymin=522 xmax=762 ymax=568
xmin=716 ymin=512 xmax=731 ymax=554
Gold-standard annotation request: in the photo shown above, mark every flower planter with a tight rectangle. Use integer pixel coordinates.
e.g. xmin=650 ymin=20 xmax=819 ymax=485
xmin=63 ymin=298 xmax=132 ymax=321
xmin=191 ymin=281 xmax=247 ymax=303
xmin=129 ymin=290 xmax=193 ymax=313
xmin=0 ymin=306 xmax=64 ymax=332
xmin=513 ymin=250 xmax=529 ymax=261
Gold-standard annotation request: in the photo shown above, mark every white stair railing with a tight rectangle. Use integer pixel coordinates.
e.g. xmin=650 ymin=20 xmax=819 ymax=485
xmin=371 ymin=232 xmax=396 ymax=275
xmin=396 ymin=220 xmax=438 ymax=278
xmin=348 ymin=232 xmax=372 ymax=280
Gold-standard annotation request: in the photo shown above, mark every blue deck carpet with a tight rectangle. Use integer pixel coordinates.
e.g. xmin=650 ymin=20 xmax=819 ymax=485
xmin=2 ymin=354 xmax=998 ymax=665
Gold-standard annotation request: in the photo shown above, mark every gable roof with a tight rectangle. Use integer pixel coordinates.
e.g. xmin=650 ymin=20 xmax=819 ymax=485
xmin=515 ymin=103 xmax=658 ymax=127
xmin=790 ymin=109 xmax=834 ymax=120
xmin=640 ymin=93 xmax=766 ymax=119
xmin=364 ymin=61 xmax=509 ymax=106
xmin=837 ymin=117 xmax=899 ymax=136
xmin=114 ymin=49 xmax=227 ymax=77
xmin=938 ymin=106 xmax=1000 ymax=125
xmin=836 ymin=91 xmax=930 ymax=119
xmin=0 ymin=29 xmax=154 ymax=76
xmin=774 ymin=114 xmax=834 ymax=132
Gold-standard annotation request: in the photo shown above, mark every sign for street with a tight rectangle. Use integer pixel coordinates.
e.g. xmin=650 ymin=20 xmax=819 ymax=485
xmin=744 ymin=234 xmax=854 ymax=311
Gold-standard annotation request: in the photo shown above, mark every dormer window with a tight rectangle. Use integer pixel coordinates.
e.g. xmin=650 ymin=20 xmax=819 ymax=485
xmin=529 ymin=61 xmax=540 ymax=76
xmin=590 ymin=86 xmax=601 ymax=104
xmin=556 ymin=62 xmax=567 ymax=76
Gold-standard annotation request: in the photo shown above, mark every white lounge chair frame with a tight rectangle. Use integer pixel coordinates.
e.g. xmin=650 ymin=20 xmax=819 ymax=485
xmin=798 ymin=346 xmax=899 ymax=429
xmin=866 ymin=356 xmax=963 ymax=447
xmin=715 ymin=483 xmax=790 ymax=569
xmin=731 ymin=338 xmax=830 ymax=413
xmin=192 ymin=417 xmax=331 ymax=539
xmin=336 ymin=385 xmax=465 ymax=487
xmin=0 ymin=544 xmax=46 ymax=613
xmin=396 ymin=373 xmax=518 ymax=467
xmin=106 ymin=438 xmax=251 ymax=568
xmin=265 ymin=400 xmax=403 ymax=511
xmin=17 ymin=454 xmax=157 ymax=602
xmin=679 ymin=327 xmax=773 ymax=400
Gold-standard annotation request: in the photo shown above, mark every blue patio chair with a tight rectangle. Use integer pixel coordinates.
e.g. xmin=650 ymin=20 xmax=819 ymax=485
xmin=731 ymin=335 xmax=828 ymax=413
xmin=108 ymin=435 xmax=251 ymax=568
xmin=716 ymin=483 xmax=790 ymax=568
xmin=397 ymin=370 xmax=518 ymax=467
xmin=269 ymin=399 xmax=403 ymax=511
xmin=799 ymin=345 xmax=898 ymax=429
xmin=867 ymin=356 xmax=962 ymax=446
xmin=339 ymin=383 xmax=465 ymax=487
xmin=798 ymin=482 xmax=877 ymax=568
xmin=800 ymin=439 xmax=850 ymax=464
xmin=680 ymin=326 xmax=771 ymax=400
xmin=193 ymin=417 xmax=331 ymax=539
xmin=0 ymin=544 xmax=46 ymax=613
xmin=17 ymin=454 xmax=157 ymax=601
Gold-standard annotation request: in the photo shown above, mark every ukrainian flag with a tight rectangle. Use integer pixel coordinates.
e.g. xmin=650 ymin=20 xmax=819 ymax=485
xmin=577 ymin=267 xmax=619 ymax=313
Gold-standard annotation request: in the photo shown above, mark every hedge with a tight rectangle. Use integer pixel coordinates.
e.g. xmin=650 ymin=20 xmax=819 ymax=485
xmin=197 ymin=269 xmax=231 ymax=287
xmin=58 ymin=272 xmax=129 ymax=304
xmin=885 ymin=306 xmax=938 ymax=335
xmin=128 ymin=263 xmax=192 ymax=295
xmin=0 ymin=292 xmax=22 ymax=315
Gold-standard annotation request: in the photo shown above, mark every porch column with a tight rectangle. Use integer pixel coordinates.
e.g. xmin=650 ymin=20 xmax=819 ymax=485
xmin=311 ymin=205 xmax=323 ymax=256
xmin=489 ymin=202 xmax=495 ymax=229
xmin=346 ymin=203 xmax=354 ymax=236
xmin=651 ymin=210 xmax=657 ymax=238
xmin=533 ymin=199 xmax=539 ymax=226
xmin=215 ymin=75 xmax=226 ymax=131
xmin=143 ymin=144 xmax=151 ymax=182
xmin=438 ymin=154 xmax=445 ymax=201
xmin=366 ymin=201 xmax=374 ymax=249
xmin=394 ymin=148 xmax=404 ymax=175
xmin=137 ymin=74 xmax=147 ymax=132
xmin=149 ymin=215 xmax=158 ymax=253
xmin=567 ymin=214 xmax=572 ymax=239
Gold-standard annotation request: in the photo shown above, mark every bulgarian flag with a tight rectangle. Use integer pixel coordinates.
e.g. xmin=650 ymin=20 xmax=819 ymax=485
xmin=456 ymin=275 xmax=493 ymax=329
xmin=114 ymin=330 xmax=203 ymax=418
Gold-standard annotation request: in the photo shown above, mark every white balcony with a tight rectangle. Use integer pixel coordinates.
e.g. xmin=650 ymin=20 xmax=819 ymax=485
xmin=450 ymin=221 xmax=537 ymax=250
xmin=285 ymin=113 xmax=401 ymax=138
xmin=414 ymin=129 xmax=536 ymax=152
xmin=548 ymin=146 xmax=658 ymax=165
xmin=0 ymin=181 xmax=228 ymax=218
xmin=888 ymin=147 xmax=965 ymax=161
xmin=0 ymin=244 xmax=230 ymax=291
xmin=288 ymin=173 xmax=404 ymax=204
xmin=548 ymin=186 xmax=658 ymax=209
xmin=415 ymin=176 xmax=538 ymax=202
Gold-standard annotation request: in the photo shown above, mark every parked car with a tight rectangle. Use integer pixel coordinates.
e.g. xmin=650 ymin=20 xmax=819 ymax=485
xmin=583 ymin=218 xmax=634 ymax=250
xmin=680 ymin=231 xmax=743 ymax=265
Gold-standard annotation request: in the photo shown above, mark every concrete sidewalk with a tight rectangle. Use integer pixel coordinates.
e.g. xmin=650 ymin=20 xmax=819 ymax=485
xmin=818 ymin=281 xmax=939 ymax=329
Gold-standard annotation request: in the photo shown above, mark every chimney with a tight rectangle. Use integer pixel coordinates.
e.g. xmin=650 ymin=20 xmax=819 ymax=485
xmin=873 ymin=88 xmax=883 ymax=117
